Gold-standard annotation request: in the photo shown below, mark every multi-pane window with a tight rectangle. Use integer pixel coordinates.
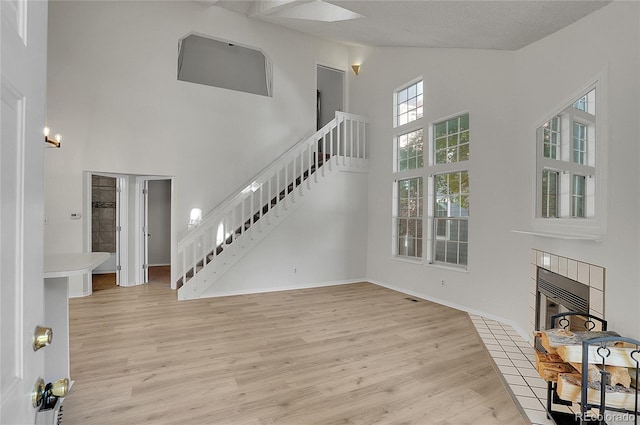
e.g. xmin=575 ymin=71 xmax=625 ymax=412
xmin=541 ymin=170 xmax=559 ymax=218
xmin=573 ymin=122 xmax=587 ymax=164
xmin=537 ymin=88 xmax=596 ymax=220
xmin=543 ymin=116 xmax=560 ymax=159
xmin=434 ymin=114 xmax=469 ymax=164
xmin=392 ymin=79 xmax=470 ymax=267
xmin=396 ymin=178 xmax=423 ymax=258
xmin=572 ymin=175 xmax=585 ymax=218
xmin=396 ymin=80 xmax=423 ymax=127
xmin=397 ymin=129 xmax=424 ymax=172
xmin=434 ymin=171 xmax=469 ymax=266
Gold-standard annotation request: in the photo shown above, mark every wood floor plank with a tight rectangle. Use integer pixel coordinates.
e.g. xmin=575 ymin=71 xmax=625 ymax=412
xmin=61 ymin=280 xmax=527 ymax=424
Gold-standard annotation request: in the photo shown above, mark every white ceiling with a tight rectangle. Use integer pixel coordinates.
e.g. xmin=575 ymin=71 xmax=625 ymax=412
xmin=212 ymin=0 xmax=611 ymax=50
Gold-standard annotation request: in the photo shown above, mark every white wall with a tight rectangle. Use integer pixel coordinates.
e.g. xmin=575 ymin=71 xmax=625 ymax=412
xmin=351 ymin=2 xmax=640 ymax=338
xmin=45 ymin=1 xmax=350 ymax=284
xmin=349 ymin=47 xmax=529 ymax=333
xmin=513 ymin=2 xmax=640 ymax=338
xmin=201 ymin=169 xmax=368 ymax=297
xmin=148 ymin=179 xmax=171 ymax=265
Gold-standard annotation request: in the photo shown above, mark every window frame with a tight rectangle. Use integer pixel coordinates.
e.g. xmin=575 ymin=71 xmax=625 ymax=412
xmin=393 ymin=77 xmax=424 ymax=129
xmin=533 ymin=79 xmax=606 ymax=238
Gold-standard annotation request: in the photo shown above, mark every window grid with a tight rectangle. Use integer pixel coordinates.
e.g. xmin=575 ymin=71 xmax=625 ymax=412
xmin=433 ymin=171 xmax=469 ymax=266
xmin=572 ymin=175 xmax=585 ymax=218
xmin=434 ymin=114 xmax=470 ymax=164
xmin=541 ymin=169 xmax=559 ymax=218
xmin=397 ymin=129 xmax=424 ymax=172
xmin=537 ymin=88 xmax=596 ymax=221
xmin=397 ymin=178 xmax=423 ymax=258
xmin=396 ymin=81 xmax=423 ymax=127
xmin=543 ymin=116 xmax=560 ymax=159
xmin=573 ymin=122 xmax=587 ymax=165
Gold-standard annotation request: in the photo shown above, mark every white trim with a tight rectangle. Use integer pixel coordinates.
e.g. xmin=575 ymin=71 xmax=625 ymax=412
xmin=530 ymin=70 xmax=608 ymax=238
xmin=84 ymin=171 xmax=130 ymax=288
xmin=134 ymin=175 xmax=175 ymax=287
xmin=393 ymin=76 xmax=424 ymax=129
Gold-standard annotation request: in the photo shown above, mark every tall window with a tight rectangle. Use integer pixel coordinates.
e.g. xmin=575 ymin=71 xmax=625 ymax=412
xmin=395 ymin=80 xmax=423 ymax=127
xmin=396 ymin=178 xmax=423 ymax=258
xmin=393 ymin=79 xmax=424 ymax=259
xmin=429 ymin=113 xmax=470 ymax=267
xmin=433 ymin=171 xmax=469 ymax=266
xmin=536 ymin=88 xmax=596 ymax=220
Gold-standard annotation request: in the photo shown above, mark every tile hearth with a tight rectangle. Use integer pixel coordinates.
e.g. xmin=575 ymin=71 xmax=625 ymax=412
xmin=471 ymin=315 xmax=635 ymax=425
xmin=470 ymin=315 xmax=553 ymax=425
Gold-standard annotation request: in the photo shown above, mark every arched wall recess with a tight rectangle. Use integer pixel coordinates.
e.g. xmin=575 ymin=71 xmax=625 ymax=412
xmin=177 ymin=33 xmax=273 ymax=97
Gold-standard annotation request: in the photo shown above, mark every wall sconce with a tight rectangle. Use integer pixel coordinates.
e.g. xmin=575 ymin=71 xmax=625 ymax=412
xmin=351 ymin=64 xmax=361 ymax=76
xmin=188 ymin=208 xmax=202 ymax=230
xmin=44 ymin=127 xmax=61 ymax=148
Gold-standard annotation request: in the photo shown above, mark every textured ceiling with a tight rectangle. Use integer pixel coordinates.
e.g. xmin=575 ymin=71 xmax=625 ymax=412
xmin=213 ymin=0 xmax=611 ymax=50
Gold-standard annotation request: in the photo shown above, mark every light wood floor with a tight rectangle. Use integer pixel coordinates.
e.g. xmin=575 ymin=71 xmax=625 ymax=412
xmin=63 ymin=281 xmax=527 ymax=425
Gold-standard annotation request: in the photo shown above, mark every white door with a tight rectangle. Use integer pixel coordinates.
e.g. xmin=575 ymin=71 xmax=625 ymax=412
xmin=141 ymin=179 xmax=149 ymax=283
xmin=1 ymin=1 xmax=49 ymax=424
xmin=115 ymin=178 xmax=122 ymax=285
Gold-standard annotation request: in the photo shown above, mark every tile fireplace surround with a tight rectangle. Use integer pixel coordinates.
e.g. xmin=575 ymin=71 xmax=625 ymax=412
xmin=470 ymin=250 xmax=610 ymax=425
xmin=528 ymin=249 xmax=606 ymax=334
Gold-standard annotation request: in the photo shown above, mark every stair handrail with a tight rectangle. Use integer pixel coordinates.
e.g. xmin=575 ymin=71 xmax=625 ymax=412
xmin=176 ymin=111 xmax=367 ymax=287
xmin=178 ymin=112 xmax=366 ymax=251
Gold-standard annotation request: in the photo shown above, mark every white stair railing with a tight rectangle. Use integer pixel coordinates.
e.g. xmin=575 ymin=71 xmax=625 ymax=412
xmin=176 ymin=112 xmax=368 ymax=289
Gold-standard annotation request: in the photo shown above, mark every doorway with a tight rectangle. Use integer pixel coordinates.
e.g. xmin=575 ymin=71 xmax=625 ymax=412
xmin=136 ymin=176 xmax=173 ymax=286
xmin=88 ymin=173 xmax=128 ymax=291
xmin=316 ymin=65 xmax=345 ymax=130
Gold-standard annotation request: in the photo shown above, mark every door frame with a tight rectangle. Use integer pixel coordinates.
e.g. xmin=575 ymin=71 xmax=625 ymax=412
xmin=315 ymin=62 xmax=347 ymax=128
xmin=134 ymin=175 xmax=174 ymax=286
xmin=84 ymin=172 xmax=130 ymax=287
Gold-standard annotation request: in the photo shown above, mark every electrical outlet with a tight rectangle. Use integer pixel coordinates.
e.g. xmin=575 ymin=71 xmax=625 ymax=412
xmin=441 ymin=280 xmax=445 ymax=286
xmin=294 ymin=268 xmax=297 ymax=274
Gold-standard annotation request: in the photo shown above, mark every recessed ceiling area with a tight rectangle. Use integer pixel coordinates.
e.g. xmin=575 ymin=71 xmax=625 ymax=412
xmin=177 ymin=34 xmax=273 ymax=96
xmin=210 ymin=0 xmax=611 ymax=50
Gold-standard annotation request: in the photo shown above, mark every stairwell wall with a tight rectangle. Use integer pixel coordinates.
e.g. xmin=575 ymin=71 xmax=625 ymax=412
xmin=200 ymin=170 xmax=369 ymax=298
xmin=45 ymin=1 xmax=353 ymax=285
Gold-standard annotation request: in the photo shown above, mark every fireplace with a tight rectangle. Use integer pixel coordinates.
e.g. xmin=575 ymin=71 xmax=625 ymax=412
xmin=536 ymin=267 xmax=590 ymax=332
xmin=529 ymin=250 xmax=605 ymax=344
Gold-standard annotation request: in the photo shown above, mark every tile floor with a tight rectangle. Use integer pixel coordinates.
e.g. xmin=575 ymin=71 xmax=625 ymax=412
xmin=470 ymin=315 xmax=636 ymax=425
xmin=470 ymin=315 xmax=553 ymax=425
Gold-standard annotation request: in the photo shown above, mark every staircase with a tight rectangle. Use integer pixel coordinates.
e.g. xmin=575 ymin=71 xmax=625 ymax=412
xmin=176 ymin=112 xmax=368 ymax=300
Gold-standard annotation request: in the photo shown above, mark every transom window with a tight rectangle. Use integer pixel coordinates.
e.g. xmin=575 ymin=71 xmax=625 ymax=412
xmin=395 ymin=80 xmax=423 ymax=127
xmin=397 ymin=129 xmax=424 ymax=172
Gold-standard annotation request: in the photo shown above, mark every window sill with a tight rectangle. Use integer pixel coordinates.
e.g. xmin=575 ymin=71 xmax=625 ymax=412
xmin=511 ymin=229 xmax=602 ymax=242
xmin=392 ymin=256 xmax=423 ymax=265
xmin=425 ymin=262 xmax=468 ymax=273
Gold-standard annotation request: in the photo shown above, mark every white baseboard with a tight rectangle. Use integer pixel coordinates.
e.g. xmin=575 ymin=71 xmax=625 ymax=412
xmin=366 ymin=278 xmax=530 ymax=342
xmin=201 ymin=278 xmax=366 ymax=299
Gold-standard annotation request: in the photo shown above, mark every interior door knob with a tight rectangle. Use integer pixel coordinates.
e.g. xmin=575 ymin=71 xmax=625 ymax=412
xmin=32 ymin=326 xmax=53 ymax=351
xmin=32 ymin=378 xmax=45 ymax=408
xmin=49 ymin=378 xmax=69 ymax=398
